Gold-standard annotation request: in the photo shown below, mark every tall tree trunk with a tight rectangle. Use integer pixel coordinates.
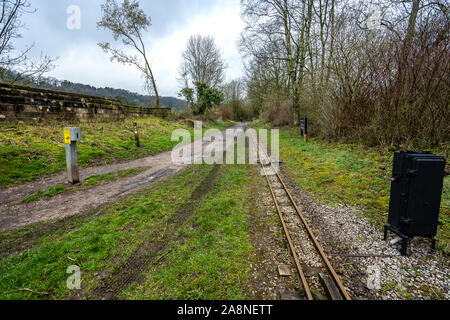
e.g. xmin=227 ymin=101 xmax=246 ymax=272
xmin=295 ymin=0 xmax=313 ymax=124
xmin=395 ymin=0 xmax=420 ymax=118
xmin=140 ymin=35 xmax=160 ymax=107
xmin=403 ymin=0 xmax=420 ymax=61
xmin=148 ymin=66 xmax=160 ymax=107
xmin=280 ymin=0 xmax=297 ymax=125
xmin=144 ymin=59 xmax=159 ymax=107
xmin=325 ymin=0 xmax=335 ymax=86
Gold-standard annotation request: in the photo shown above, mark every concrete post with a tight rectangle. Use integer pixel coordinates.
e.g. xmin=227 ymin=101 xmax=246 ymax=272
xmin=65 ymin=142 xmax=80 ymax=184
xmin=64 ymin=127 xmax=81 ymax=184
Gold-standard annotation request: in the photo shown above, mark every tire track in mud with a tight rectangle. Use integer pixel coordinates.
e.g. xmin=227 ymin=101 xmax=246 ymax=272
xmin=81 ymin=164 xmax=222 ymax=300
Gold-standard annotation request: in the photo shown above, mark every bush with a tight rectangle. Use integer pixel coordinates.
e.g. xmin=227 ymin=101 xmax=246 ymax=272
xmin=217 ymin=107 xmax=233 ymax=121
xmin=264 ymin=97 xmax=292 ymax=127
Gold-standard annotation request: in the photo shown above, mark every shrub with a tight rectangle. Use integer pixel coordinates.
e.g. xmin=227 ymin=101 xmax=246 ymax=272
xmin=217 ymin=107 xmax=233 ymax=121
xmin=264 ymin=97 xmax=292 ymax=127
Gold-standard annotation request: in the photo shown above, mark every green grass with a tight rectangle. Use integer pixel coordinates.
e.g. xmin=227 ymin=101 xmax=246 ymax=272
xmin=82 ymin=167 xmax=147 ymax=188
xmin=19 ymin=167 xmax=148 ymax=204
xmin=123 ymin=164 xmax=252 ymax=300
xmin=20 ymin=185 xmax=68 ymax=204
xmin=253 ymin=122 xmax=449 ymax=253
xmin=0 ymin=165 xmax=211 ymax=299
xmin=0 ymin=118 xmax=234 ymax=187
xmin=0 ymin=162 xmax=252 ymax=300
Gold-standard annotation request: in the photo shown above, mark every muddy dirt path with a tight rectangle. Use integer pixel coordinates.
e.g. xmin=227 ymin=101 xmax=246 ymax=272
xmin=0 ymin=124 xmax=245 ymax=233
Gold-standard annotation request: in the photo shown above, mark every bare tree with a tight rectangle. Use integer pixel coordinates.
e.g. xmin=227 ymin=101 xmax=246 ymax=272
xmin=223 ymin=79 xmax=244 ymax=103
xmin=240 ymin=0 xmax=315 ymax=124
xmin=97 ymin=0 xmax=160 ymax=107
xmin=223 ymin=79 xmax=244 ymax=118
xmin=0 ymin=0 xmax=56 ymax=83
xmin=179 ymin=35 xmax=227 ymax=89
xmin=240 ymin=0 xmax=449 ymax=146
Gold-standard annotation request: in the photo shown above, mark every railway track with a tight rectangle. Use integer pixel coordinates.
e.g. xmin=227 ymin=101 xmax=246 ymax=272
xmin=253 ymin=136 xmax=351 ymax=301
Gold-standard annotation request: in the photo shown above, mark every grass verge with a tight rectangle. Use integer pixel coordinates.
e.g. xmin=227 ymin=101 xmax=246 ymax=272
xmin=19 ymin=167 xmax=148 ymax=204
xmin=0 ymin=118 xmax=234 ymax=187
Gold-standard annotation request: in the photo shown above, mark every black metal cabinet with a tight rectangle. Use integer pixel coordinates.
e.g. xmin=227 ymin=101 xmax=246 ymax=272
xmin=385 ymin=151 xmax=446 ymax=255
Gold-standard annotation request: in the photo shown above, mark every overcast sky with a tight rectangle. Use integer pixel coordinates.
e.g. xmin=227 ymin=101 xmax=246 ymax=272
xmin=15 ymin=0 xmax=244 ymax=97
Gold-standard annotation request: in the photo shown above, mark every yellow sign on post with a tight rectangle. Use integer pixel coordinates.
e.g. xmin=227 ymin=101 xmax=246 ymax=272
xmin=64 ymin=127 xmax=81 ymax=184
xmin=64 ymin=129 xmax=71 ymax=144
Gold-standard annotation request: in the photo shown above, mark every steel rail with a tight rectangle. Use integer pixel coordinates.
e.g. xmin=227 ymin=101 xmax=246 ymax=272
xmin=257 ymin=139 xmax=351 ymax=301
xmin=258 ymin=154 xmax=314 ymax=300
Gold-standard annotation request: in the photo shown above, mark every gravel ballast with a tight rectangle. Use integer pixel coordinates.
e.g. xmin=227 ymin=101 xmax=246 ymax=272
xmin=282 ymin=170 xmax=449 ymax=300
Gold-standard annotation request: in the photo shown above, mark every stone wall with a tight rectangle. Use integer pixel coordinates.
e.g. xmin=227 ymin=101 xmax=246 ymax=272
xmin=0 ymin=82 xmax=171 ymax=123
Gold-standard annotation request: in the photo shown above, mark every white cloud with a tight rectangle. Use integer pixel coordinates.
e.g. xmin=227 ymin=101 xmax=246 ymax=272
xmin=50 ymin=43 xmax=144 ymax=93
xmin=47 ymin=0 xmax=244 ymax=97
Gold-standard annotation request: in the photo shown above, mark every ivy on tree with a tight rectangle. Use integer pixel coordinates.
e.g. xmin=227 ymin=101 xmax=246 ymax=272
xmin=179 ymin=82 xmax=224 ymax=115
